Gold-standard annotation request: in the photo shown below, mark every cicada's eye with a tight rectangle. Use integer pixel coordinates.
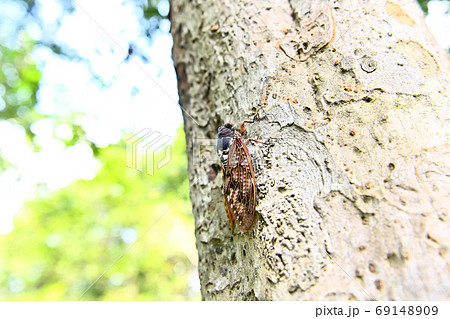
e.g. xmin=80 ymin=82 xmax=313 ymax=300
xmin=217 ymin=136 xmax=232 ymax=171
xmin=216 ymin=136 xmax=230 ymax=153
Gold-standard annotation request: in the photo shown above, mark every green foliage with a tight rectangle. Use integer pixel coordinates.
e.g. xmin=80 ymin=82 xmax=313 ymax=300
xmin=417 ymin=0 xmax=448 ymax=14
xmin=0 ymin=37 xmax=42 ymax=140
xmin=0 ymin=0 xmax=198 ymax=300
xmin=417 ymin=0 xmax=430 ymax=13
xmin=0 ymin=0 xmax=169 ymax=148
xmin=0 ymin=128 xmax=199 ymax=300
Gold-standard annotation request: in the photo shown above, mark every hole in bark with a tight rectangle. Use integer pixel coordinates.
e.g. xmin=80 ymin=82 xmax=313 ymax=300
xmin=387 ymin=252 xmax=402 ymax=265
xmin=355 ymin=268 xmax=363 ymax=278
xmin=303 ymin=106 xmax=312 ymax=113
xmin=375 ymin=279 xmax=384 ymax=290
xmin=245 ymin=289 xmax=257 ymax=300
xmin=208 ymin=164 xmax=220 ymax=181
xmin=362 ymin=195 xmax=372 ymax=203
xmin=289 ymin=284 xmax=300 ymax=293
xmin=360 ymin=212 xmax=375 ymax=225
xmin=388 ymin=163 xmax=395 ymax=170
xmin=302 ymin=42 xmax=309 ymax=52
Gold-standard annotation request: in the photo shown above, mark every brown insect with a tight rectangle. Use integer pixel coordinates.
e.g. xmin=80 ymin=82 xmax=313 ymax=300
xmin=216 ymin=121 xmax=263 ymax=233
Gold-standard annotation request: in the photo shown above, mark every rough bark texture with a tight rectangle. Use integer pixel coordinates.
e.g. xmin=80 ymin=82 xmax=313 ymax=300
xmin=170 ymin=0 xmax=450 ymax=300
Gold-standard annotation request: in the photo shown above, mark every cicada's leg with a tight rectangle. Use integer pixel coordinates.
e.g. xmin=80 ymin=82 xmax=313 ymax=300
xmin=240 ymin=120 xmax=254 ymax=136
xmin=240 ymin=117 xmax=272 ymax=145
xmin=245 ymin=138 xmax=269 ymax=145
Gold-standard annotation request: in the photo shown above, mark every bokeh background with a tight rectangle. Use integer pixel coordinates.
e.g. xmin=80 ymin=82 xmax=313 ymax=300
xmin=0 ymin=0 xmax=448 ymax=300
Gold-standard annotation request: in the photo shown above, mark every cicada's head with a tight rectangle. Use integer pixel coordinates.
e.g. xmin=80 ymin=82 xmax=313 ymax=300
xmin=217 ymin=122 xmax=235 ymax=139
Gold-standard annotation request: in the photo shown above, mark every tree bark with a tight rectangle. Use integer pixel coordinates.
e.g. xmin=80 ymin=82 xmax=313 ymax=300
xmin=170 ymin=0 xmax=450 ymax=300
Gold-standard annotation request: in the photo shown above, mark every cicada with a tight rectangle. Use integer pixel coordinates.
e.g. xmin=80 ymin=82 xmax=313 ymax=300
xmin=216 ymin=122 xmax=258 ymax=233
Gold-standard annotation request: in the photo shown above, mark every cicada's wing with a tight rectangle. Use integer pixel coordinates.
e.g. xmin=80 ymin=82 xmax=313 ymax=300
xmin=222 ymin=168 xmax=234 ymax=232
xmin=223 ymin=134 xmax=256 ymax=232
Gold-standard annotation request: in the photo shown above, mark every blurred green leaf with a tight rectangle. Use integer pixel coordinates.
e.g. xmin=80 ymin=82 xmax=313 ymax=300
xmin=0 ymin=128 xmax=199 ymax=300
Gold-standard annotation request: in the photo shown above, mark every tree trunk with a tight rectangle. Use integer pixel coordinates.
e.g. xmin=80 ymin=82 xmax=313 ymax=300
xmin=170 ymin=0 xmax=450 ymax=300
